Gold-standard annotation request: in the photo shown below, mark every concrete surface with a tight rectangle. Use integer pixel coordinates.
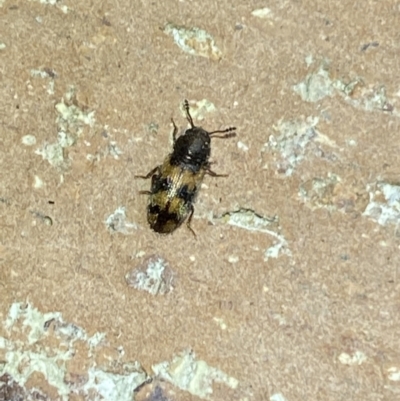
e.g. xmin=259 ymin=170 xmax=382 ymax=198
xmin=1 ymin=1 xmax=400 ymax=400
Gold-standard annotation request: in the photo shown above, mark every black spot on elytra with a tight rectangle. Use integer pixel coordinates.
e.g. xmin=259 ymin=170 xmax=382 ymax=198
xmin=148 ymin=204 xmax=161 ymax=215
xmin=177 ymin=184 xmax=196 ymax=203
xmin=151 ymin=208 xmax=181 ymax=233
xmin=148 ymin=203 xmax=180 ymax=226
xmin=151 ymin=177 xmax=170 ymax=193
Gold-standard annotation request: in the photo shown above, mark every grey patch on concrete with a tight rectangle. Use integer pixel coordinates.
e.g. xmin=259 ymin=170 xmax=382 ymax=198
xmin=163 ymin=23 xmax=222 ymax=60
xmin=265 ymin=117 xmax=320 ymax=176
xmin=83 ymin=364 xmax=148 ymax=401
xmin=35 ymin=87 xmax=95 ymax=169
xmin=86 ymin=140 xmax=123 ymax=163
xmin=293 ymin=65 xmax=334 ymax=102
xmin=35 ymin=140 xmax=68 ymax=169
xmin=0 ymin=303 xmax=148 ymax=401
xmin=147 ymin=122 xmax=159 ymax=134
xmin=335 ymin=81 xmax=396 ymax=115
xmin=363 ymin=181 xmax=400 ymax=226
xmin=107 ymin=141 xmax=123 ymax=159
xmin=300 ymin=174 xmax=341 ymax=211
xmin=106 ymin=207 xmax=137 ymax=234
xmin=294 ymin=64 xmax=398 ymax=117
xmin=299 ymin=174 xmax=369 ymax=214
xmin=125 ymin=255 xmax=174 ymax=295
xmin=219 ymin=209 xmax=291 ymax=260
xmin=152 ymin=349 xmax=238 ymax=400
xmin=220 ymin=208 xmax=278 ymax=232
xmin=30 ymin=68 xmax=57 ymax=95
xmin=0 ymin=372 xmax=48 ymax=401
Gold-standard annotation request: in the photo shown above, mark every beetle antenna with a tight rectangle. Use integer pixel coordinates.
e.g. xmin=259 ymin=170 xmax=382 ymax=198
xmin=184 ymin=99 xmax=195 ymax=128
xmin=209 ymin=126 xmax=236 ymax=139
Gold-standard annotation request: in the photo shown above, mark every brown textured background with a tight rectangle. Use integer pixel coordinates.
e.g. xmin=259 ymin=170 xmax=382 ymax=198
xmin=1 ymin=0 xmax=400 ymax=400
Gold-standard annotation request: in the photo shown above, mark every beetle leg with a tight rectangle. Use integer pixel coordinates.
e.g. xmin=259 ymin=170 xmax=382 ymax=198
xmin=205 ymin=169 xmax=228 ymax=177
xmin=135 ymin=166 xmax=160 ymax=179
xmin=171 ymin=118 xmax=178 ymax=143
xmin=186 ymin=204 xmax=197 ymax=237
xmin=204 ymin=164 xmax=228 ymax=177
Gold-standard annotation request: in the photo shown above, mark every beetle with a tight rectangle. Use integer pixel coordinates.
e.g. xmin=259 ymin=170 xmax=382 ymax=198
xmin=136 ymin=100 xmax=236 ymax=235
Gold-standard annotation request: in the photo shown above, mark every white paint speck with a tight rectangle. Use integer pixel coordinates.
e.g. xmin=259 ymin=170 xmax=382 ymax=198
xmin=228 ymin=255 xmax=239 ymax=264
xmin=305 ymin=55 xmax=314 ymax=67
xmin=251 ymin=7 xmax=273 ymax=18
xmin=30 ymin=69 xmax=50 ymax=79
xmin=213 ymin=317 xmax=227 ymax=330
xmin=339 ymin=351 xmax=367 ymax=365
xmin=33 ymin=175 xmax=44 ymax=189
xmin=22 ymin=135 xmax=37 ymax=146
xmin=237 ymin=141 xmax=249 ymax=151
xmin=388 ymin=366 xmax=400 ymax=381
xmin=346 ymin=138 xmax=357 ymax=146
xmin=270 ymin=393 xmax=288 ymax=401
